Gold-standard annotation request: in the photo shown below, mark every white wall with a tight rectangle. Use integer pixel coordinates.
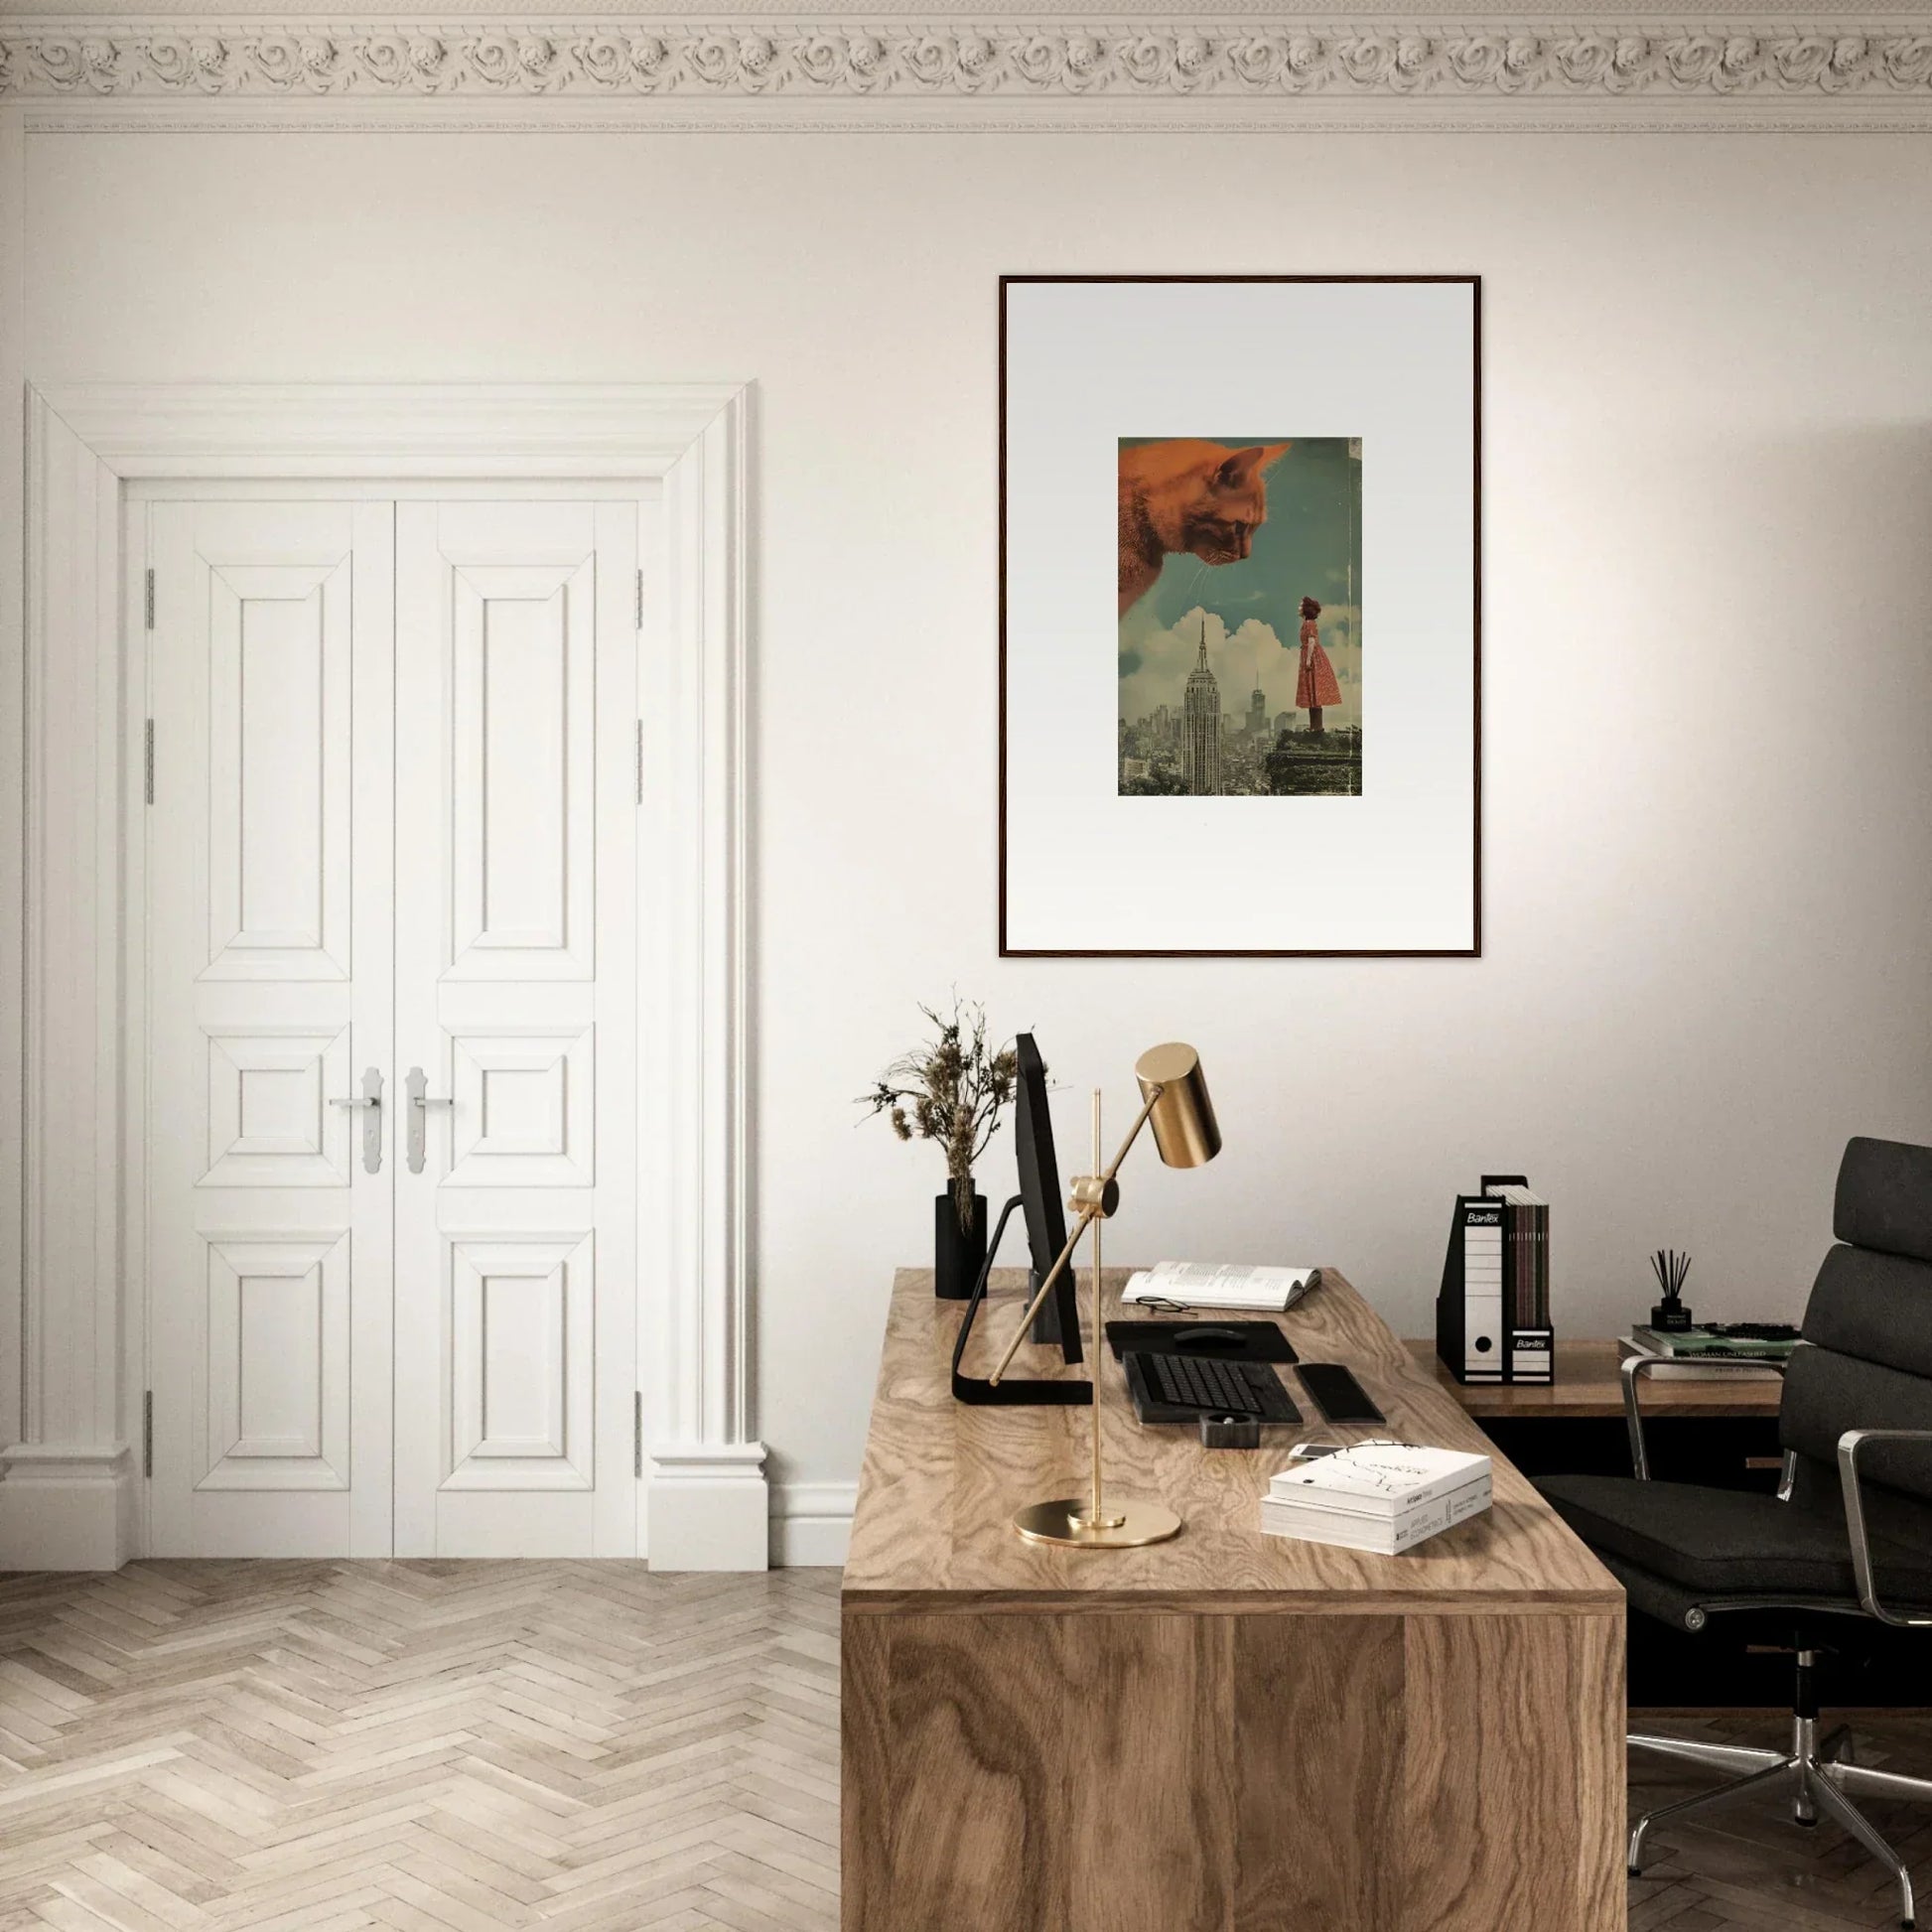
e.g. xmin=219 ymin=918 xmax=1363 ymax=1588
xmin=21 ymin=127 xmax=1932 ymax=1538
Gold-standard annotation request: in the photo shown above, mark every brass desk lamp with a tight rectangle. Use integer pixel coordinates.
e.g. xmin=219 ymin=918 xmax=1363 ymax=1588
xmin=987 ymin=1042 xmax=1221 ymax=1549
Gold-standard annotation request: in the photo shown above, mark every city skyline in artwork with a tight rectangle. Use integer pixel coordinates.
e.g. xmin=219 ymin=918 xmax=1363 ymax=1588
xmin=1117 ymin=436 xmax=1363 ymax=797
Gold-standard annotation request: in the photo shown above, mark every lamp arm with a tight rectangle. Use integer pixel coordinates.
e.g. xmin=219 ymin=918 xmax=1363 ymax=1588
xmin=985 ymin=1206 xmax=1097 ymax=1388
xmin=986 ymin=1085 xmax=1165 ymax=1387
xmin=1097 ymin=1086 xmax=1164 ymax=1189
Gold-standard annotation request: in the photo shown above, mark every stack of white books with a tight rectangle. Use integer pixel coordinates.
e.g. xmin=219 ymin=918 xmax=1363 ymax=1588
xmin=1260 ymin=1444 xmax=1493 ymax=1555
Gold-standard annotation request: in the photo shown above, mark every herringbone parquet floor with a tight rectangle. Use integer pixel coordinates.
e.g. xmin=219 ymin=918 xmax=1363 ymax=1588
xmin=3 ymin=1562 xmax=1931 ymax=1931
xmin=0 ymin=1563 xmax=840 ymax=1932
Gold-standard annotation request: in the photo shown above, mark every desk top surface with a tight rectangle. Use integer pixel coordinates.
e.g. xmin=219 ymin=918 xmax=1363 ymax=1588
xmin=1408 ymin=1337 xmax=1785 ymax=1420
xmin=843 ymin=1268 xmax=1622 ymax=1615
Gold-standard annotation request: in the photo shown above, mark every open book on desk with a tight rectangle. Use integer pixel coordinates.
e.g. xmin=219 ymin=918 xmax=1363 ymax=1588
xmin=1122 ymin=1261 xmax=1319 ymax=1313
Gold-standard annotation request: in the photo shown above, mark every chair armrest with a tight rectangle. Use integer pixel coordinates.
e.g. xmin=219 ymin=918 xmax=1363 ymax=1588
xmin=1621 ymin=1350 xmax=1789 ymax=1481
xmin=1838 ymin=1429 xmax=1932 ymax=1627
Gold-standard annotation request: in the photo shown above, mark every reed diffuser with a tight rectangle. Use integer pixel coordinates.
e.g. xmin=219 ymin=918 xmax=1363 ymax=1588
xmin=1650 ymin=1248 xmax=1694 ymax=1332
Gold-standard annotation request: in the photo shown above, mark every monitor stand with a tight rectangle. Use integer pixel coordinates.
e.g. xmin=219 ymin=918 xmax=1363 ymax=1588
xmin=1030 ymin=1269 xmax=1071 ymax=1347
xmin=950 ymin=1196 xmax=1091 ymax=1407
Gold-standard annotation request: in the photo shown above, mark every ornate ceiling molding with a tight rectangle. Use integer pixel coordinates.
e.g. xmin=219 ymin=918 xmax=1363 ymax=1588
xmin=3 ymin=17 xmax=1930 ymax=120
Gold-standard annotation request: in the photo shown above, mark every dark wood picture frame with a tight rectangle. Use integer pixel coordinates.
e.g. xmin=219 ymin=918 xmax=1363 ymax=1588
xmin=997 ymin=273 xmax=1482 ymax=959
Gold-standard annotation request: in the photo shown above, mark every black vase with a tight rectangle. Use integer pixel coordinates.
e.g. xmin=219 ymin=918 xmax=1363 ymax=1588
xmin=934 ymin=1186 xmax=989 ymax=1301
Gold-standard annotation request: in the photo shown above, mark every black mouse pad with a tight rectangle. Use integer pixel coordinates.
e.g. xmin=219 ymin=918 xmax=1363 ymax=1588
xmin=1104 ymin=1319 xmax=1298 ymax=1365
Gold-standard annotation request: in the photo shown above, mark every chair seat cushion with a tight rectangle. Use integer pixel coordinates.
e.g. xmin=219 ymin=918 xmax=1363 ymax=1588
xmin=1536 ymin=1473 xmax=1932 ymax=1603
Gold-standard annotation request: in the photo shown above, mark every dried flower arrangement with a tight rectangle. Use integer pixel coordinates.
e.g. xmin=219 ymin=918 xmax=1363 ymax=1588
xmin=861 ymin=998 xmax=1020 ymax=1234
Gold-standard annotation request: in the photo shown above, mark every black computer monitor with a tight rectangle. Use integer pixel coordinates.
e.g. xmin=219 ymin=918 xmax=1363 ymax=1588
xmin=948 ymin=1033 xmax=1089 ymax=1404
xmin=1013 ymin=1034 xmax=1083 ymax=1364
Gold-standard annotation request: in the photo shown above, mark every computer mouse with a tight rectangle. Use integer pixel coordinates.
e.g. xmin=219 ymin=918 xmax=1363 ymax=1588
xmin=1173 ymin=1325 xmax=1247 ymax=1350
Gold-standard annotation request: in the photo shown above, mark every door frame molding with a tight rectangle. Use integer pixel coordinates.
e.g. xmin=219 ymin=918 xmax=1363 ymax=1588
xmin=6 ymin=381 xmax=763 ymax=1571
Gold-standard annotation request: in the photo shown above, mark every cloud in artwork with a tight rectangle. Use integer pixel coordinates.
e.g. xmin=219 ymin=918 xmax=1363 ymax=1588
xmin=1119 ymin=603 xmax=1361 ymax=729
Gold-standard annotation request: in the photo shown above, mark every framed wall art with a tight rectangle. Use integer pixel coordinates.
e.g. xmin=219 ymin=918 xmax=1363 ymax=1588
xmin=999 ymin=274 xmax=1480 ymax=957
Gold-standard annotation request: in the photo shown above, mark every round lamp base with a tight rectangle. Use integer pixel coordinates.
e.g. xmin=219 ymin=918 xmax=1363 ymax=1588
xmin=1012 ymin=1496 xmax=1182 ymax=1549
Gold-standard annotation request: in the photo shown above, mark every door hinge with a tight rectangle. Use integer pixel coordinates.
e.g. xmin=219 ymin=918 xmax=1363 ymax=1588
xmin=144 ymin=720 xmax=155 ymax=805
xmin=143 ymin=568 xmax=155 ymax=630
xmin=633 ymin=1393 xmax=643 ymax=1479
xmin=143 ymin=1391 xmax=154 ymax=1478
xmin=634 ymin=568 xmax=644 ymax=631
xmin=634 ymin=720 xmax=644 ymax=805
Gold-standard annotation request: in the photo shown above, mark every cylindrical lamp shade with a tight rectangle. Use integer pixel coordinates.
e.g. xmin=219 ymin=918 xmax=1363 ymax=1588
xmin=1134 ymin=1042 xmax=1221 ymax=1169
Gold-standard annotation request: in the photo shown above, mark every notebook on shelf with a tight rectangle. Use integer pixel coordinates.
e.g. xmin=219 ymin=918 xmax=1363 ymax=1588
xmin=1616 ymin=1343 xmax=1781 ymax=1382
xmin=1619 ymin=1327 xmax=1792 ymax=1380
xmin=1628 ymin=1323 xmax=1799 ymax=1359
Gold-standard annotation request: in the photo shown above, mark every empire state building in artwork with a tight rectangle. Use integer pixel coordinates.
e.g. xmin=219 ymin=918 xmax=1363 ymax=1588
xmin=1181 ymin=621 xmax=1222 ymax=795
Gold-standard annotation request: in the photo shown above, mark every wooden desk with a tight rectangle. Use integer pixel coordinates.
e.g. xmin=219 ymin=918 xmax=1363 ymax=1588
xmin=843 ymin=1269 xmax=1625 ymax=1932
xmin=1407 ymin=1336 xmax=1783 ymax=1420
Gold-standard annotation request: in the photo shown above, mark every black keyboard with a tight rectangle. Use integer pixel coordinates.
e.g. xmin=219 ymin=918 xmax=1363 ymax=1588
xmin=1124 ymin=1350 xmax=1302 ymax=1424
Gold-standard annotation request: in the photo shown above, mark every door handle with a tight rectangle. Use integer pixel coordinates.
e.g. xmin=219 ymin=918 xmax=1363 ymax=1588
xmin=330 ymin=1066 xmax=385 ymax=1174
xmin=405 ymin=1065 xmax=455 ymax=1175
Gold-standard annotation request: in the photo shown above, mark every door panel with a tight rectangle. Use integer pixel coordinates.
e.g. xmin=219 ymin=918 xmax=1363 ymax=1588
xmin=446 ymin=1027 xmax=596 ymax=1188
xmin=446 ymin=1233 xmax=594 ymax=1488
xmin=203 ymin=565 xmax=352 ymax=980
xmin=201 ymin=1234 xmax=350 ymax=1489
xmin=449 ymin=563 xmax=596 ymax=979
xmin=147 ymin=501 xmax=394 ymax=1557
xmin=393 ymin=501 xmax=637 ymax=1557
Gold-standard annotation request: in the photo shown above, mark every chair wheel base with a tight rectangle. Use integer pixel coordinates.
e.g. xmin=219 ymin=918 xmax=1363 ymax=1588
xmin=1627 ymin=1721 xmax=1924 ymax=1931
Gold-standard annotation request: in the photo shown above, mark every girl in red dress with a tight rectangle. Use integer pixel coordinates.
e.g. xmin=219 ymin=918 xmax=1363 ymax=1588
xmin=1296 ymin=595 xmax=1342 ymax=733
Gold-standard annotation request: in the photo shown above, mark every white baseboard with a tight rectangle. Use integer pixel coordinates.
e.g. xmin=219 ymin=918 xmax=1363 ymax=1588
xmin=0 ymin=1444 xmax=136 ymax=1571
xmin=0 ymin=1443 xmax=850 ymax=1573
xmin=770 ymin=1480 xmax=855 ymax=1569
xmin=646 ymin=1443 xmax=770 ymax=1571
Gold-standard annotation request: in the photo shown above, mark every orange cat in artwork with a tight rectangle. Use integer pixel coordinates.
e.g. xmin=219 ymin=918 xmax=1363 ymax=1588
xmin=1118 ymin=440 xmax=1291 ymax=615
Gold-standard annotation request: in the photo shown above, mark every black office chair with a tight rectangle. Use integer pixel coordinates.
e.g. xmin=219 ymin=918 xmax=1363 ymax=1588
xmin=1538 ymin=1136 xmax=1932 ymax=1930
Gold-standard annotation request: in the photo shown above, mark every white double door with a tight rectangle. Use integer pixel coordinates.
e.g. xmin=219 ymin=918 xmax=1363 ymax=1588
xmin=145 ymin=494 xmax=640 ymax=1557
